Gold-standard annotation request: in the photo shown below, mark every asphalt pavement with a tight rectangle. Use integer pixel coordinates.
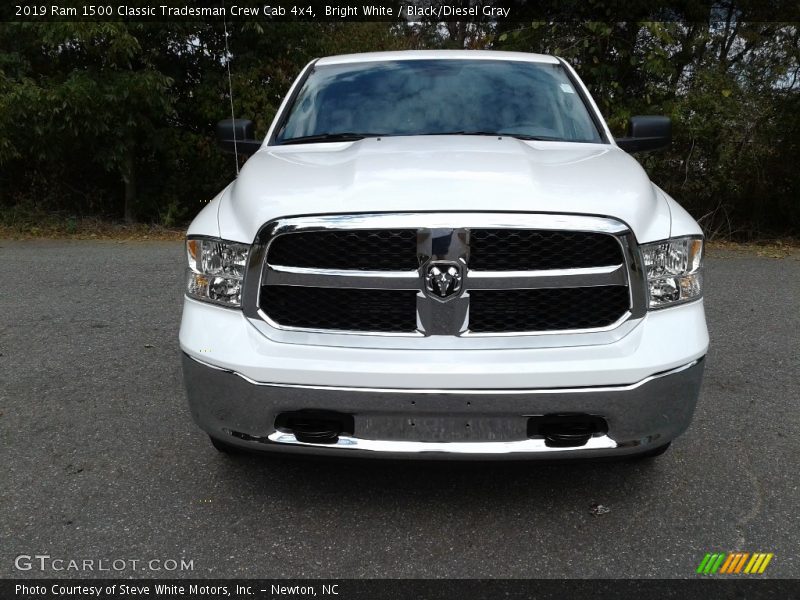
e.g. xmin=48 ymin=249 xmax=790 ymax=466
xmin=1 ymin=240 xmax=798 ymax=578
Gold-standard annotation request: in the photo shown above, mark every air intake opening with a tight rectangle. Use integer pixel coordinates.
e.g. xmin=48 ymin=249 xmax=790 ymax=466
xmin=527 ymin=414 xmax=608 ymax=448
xmin=275 ymin=410 xmax=355 ymax=444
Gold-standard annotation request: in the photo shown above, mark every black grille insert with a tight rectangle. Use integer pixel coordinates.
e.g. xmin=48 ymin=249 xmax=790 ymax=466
xmin=468 ymin=286 xmax=629 ymax=333
xmin=469 ymin=230 xmax=622 ymax=270
xmin=261 ymin=286 xmax=418 ymax=332
xmin=267 ymin=229 xmax=418 ymax=270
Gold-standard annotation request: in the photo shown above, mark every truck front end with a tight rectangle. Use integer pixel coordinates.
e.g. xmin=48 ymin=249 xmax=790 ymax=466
xmin=179 ymin=51 xmax=708 ymax=460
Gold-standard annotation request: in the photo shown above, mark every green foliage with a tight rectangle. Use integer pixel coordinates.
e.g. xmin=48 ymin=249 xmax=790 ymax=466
xmin=1 ymin=19 xmax=798 ymax=237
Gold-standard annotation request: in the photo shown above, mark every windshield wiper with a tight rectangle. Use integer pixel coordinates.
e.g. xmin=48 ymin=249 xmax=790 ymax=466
xmin=499 ymin=133 xmax=569 ymax=141
xmin=429 ymin=131 xmax=569 ymax=142
xmin=429 ymin=131 xmax=502 ymax=137
xmin=277 ymin=133 xmax=381 ymax=145
xmin=278 ymin=131 xmax=571 ymax=144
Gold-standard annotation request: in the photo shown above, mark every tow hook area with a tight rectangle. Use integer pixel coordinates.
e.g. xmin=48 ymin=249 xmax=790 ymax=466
xmin=274 ymin=410 xmax=355 ymax=444
xmin=527 ymin=414 xmax=609 ymax=448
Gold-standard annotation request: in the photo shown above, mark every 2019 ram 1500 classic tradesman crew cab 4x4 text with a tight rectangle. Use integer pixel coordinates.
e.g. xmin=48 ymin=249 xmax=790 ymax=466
xmin=180 ymin=50 xmax=707 ymax=460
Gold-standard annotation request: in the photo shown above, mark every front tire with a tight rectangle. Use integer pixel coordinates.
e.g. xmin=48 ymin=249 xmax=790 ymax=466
xmin=209 ymin=435 xmax=241 ymax=454
xmin=632 ymin=441 xmax=671 ymax=460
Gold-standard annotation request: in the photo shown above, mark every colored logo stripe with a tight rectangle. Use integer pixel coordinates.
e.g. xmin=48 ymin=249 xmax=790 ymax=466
xmin=697 ymin=552 xmax=773 ymax=574
xmin=697 ymin=553 xmax=726 ymax=574
xmin=745 ymin=553 xmax=774 ymax=574
xmin=734 ymin=553 xmax=750 ymax=573
xmin=719 ymin=553 xmax=736 ymax=573
xmin=719 ymin=553 xmax=748 ymax=573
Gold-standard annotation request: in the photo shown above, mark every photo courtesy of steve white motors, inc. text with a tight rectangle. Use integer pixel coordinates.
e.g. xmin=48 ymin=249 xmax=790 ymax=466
xmin=14 ymin=583 xmax=340 ymax=597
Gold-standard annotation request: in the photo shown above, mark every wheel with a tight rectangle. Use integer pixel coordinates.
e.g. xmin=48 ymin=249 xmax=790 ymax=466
xmin=209 ymin=435 xmax=242 ymax=454
xmin=631 ymin=441 xmax=671 ymax=460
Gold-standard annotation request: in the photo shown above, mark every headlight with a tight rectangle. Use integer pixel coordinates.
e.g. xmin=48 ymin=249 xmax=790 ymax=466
xmin=641 ymin=236 xmax=703 ymax=309
xmin=186 ymin=237 xmax=249 ymax=307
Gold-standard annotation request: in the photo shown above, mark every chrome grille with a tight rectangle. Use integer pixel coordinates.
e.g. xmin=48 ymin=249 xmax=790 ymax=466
xmin=244 ymin=213 xmax=645 ymax=338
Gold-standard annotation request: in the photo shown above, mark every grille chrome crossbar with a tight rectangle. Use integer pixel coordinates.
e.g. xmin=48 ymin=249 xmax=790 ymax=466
xmin=267 ymin=264 xmax=626 ymax=291
xmin=465 ymin=265 xmax=627 ymax=290
xmin=266 ymin=265 xmax=421 ymax=290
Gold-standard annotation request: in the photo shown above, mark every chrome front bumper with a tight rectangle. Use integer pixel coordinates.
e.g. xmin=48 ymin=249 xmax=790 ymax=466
xmin=182 ymin=354 xmax=705 ymax=460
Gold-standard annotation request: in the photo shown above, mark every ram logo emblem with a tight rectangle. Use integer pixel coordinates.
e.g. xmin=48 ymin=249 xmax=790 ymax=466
xmin=424 ymin=261 xmax=463 ymax=300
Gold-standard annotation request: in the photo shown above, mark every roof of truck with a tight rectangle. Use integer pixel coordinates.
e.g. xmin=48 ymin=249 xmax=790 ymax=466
xmin=316 ymin=50 xmax=560 ymax=66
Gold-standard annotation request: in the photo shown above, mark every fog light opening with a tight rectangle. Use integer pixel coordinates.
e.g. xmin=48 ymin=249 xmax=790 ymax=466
xmin=275 ymin=411 xmax=355 ymax=444
xmin=527 ymin=414 xmax=608 ymax=448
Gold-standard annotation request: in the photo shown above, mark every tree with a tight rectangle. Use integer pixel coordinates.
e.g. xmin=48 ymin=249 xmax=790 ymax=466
xmin=0 ymin=23 xmax=174 ymax=221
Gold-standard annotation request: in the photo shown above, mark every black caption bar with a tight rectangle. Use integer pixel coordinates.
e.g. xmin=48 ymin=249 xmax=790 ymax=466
xmin=2 ymin=0 xmax=800 ymax=22
xmin=4 ymin=579 xmax=800 ymax=600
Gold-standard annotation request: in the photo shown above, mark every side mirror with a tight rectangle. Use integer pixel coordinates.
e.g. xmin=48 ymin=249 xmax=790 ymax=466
xmin=615 ymin=116 xmax=671 ymax=153
xmin=216 ymin=119 xmax=262 ymax=156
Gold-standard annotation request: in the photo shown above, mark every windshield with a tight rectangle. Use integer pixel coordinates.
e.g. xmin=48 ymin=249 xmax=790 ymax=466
xmin=275 ymin=59 xmax=603 ymax=144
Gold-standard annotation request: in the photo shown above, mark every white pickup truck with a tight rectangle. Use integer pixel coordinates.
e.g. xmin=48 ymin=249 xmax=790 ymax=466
xmin=180 ymin=50 xmax=708 ymax=460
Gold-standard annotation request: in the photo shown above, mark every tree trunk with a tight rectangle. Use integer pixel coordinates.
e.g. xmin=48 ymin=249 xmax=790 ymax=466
xmin=122 ymin=152 xmax=136 ymax=224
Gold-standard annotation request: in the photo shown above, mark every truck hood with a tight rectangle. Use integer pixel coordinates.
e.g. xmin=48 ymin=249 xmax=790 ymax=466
xmin=217 ymin=136 xmax=670 ymax=243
